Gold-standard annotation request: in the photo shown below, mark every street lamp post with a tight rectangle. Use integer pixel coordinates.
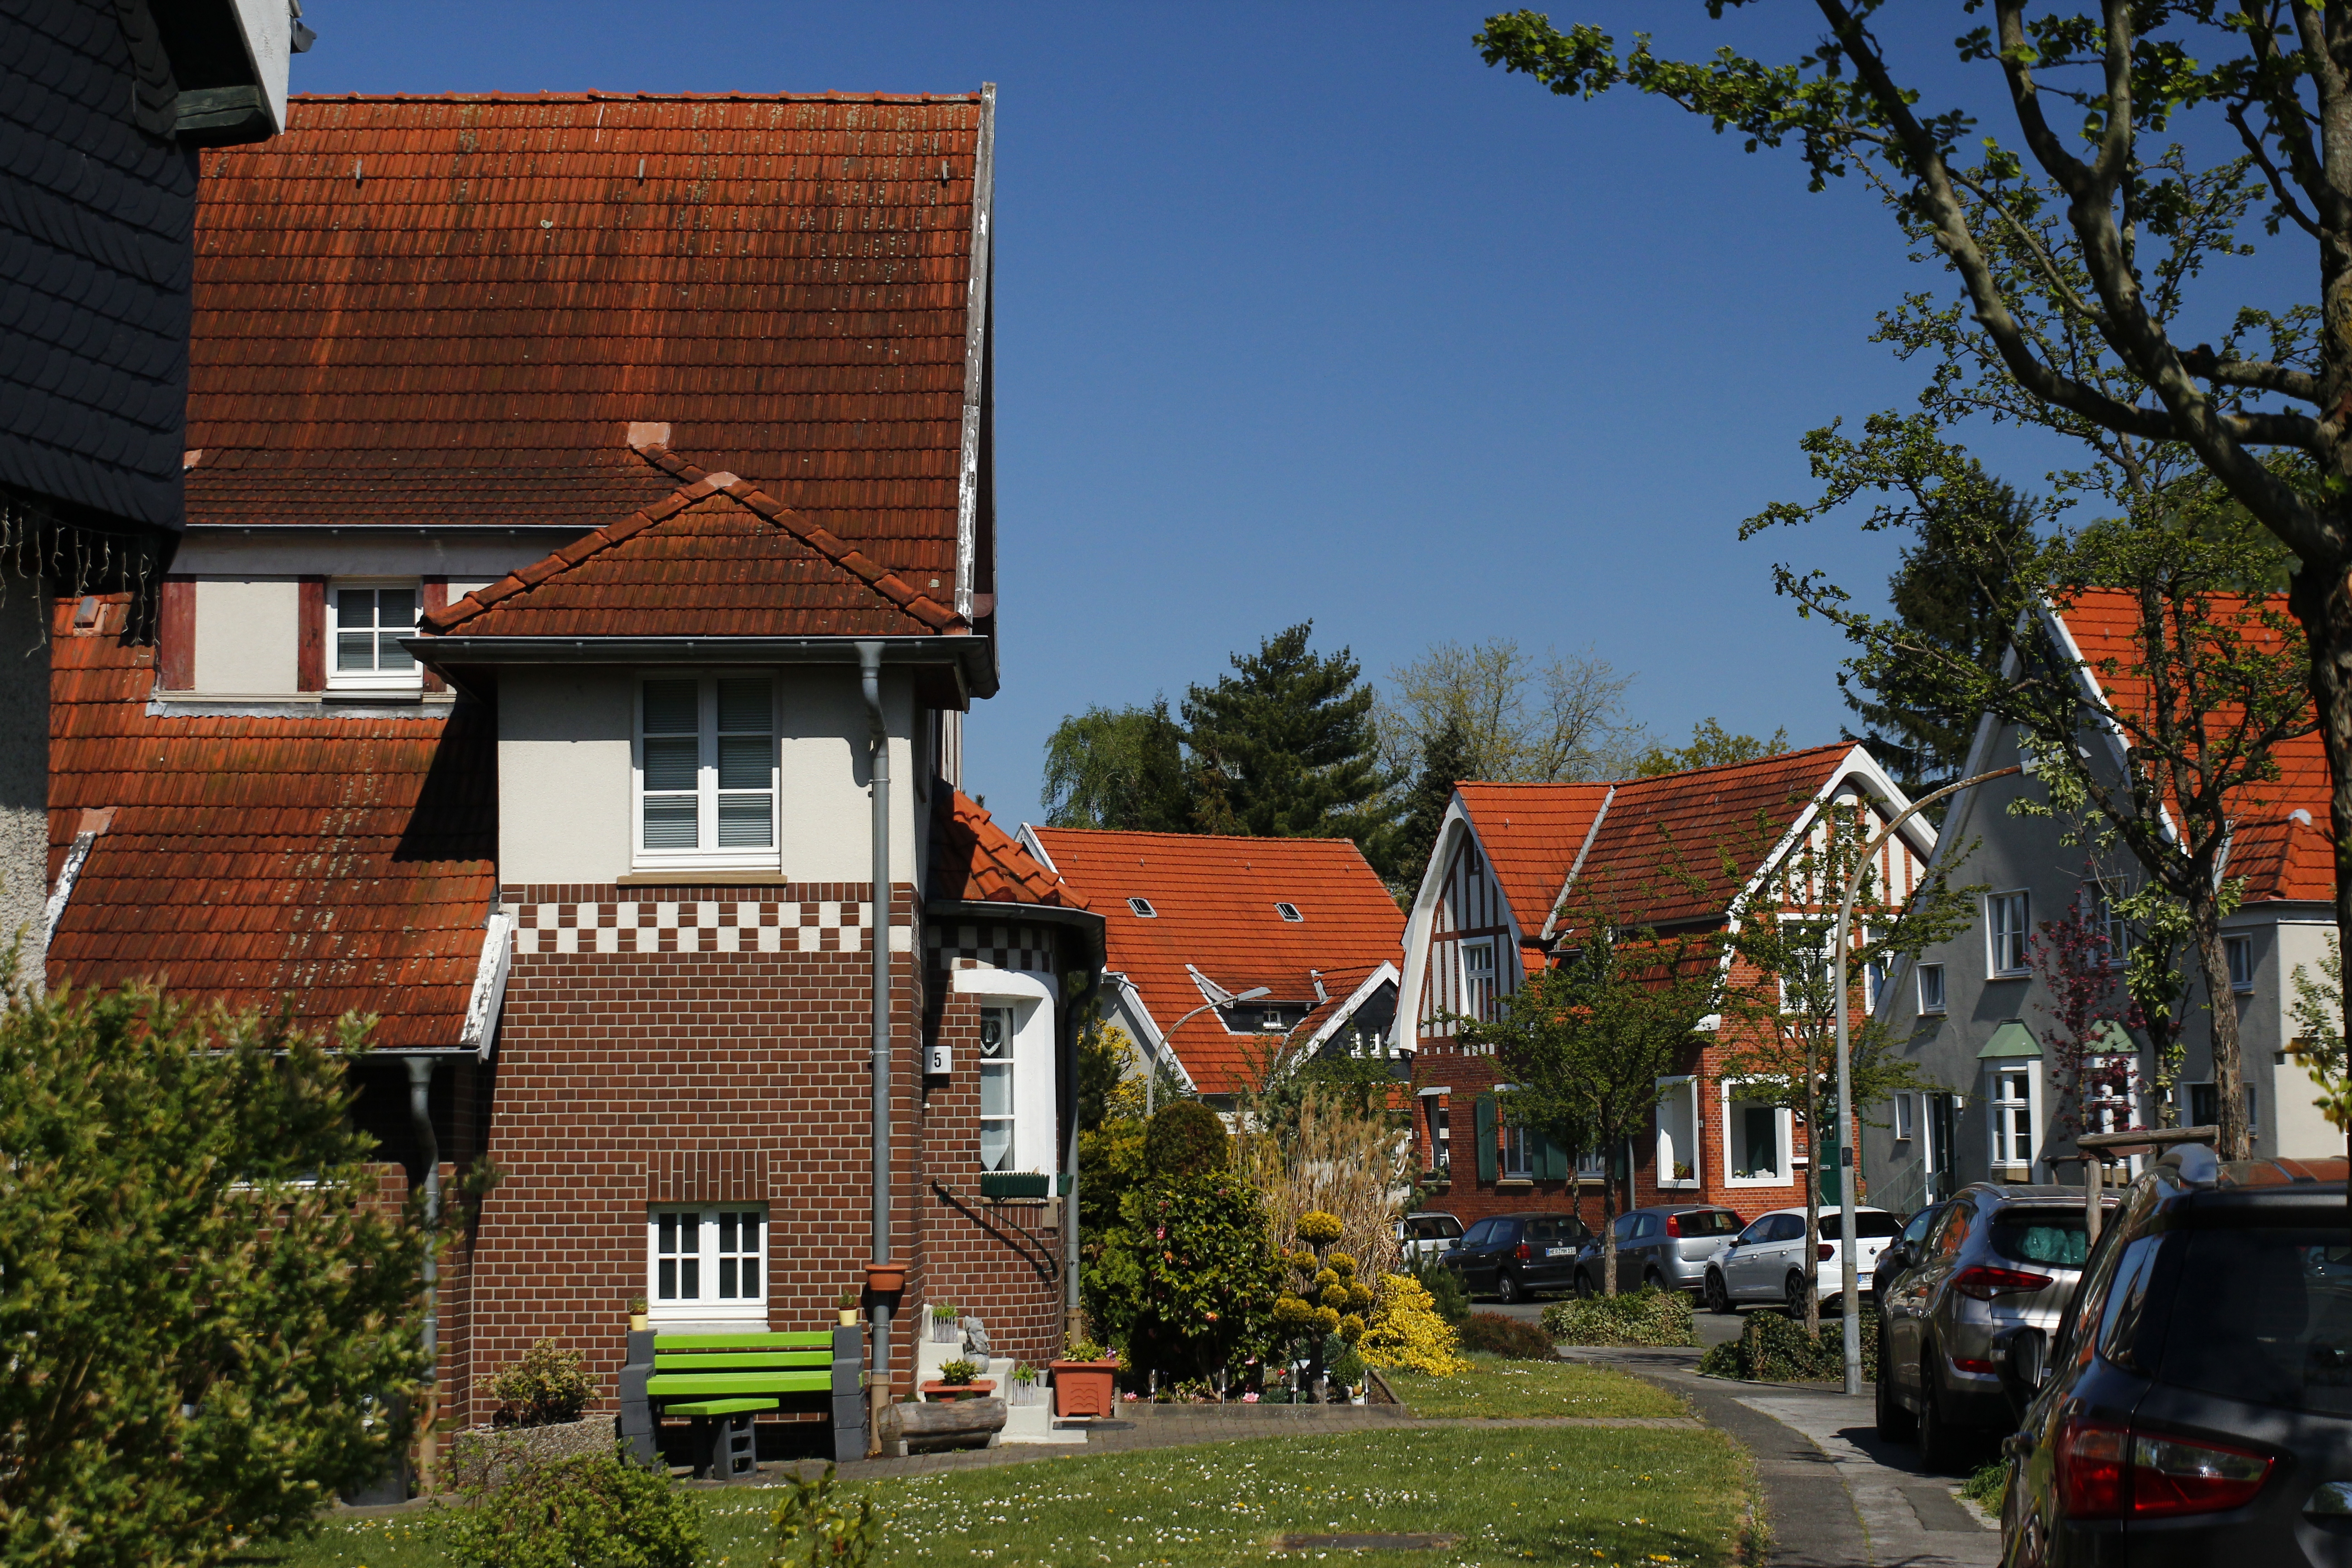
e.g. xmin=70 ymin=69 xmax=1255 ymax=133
xmin=1833 ymin=764 xmax=2022 ymax=1396
xmin=1148 ymin=987 xmax=1270 ymax=1117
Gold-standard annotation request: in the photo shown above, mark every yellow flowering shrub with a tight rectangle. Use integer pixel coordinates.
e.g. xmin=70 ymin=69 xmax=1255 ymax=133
xmin=1356 ymin=1272 xmax=1470 ymax=1376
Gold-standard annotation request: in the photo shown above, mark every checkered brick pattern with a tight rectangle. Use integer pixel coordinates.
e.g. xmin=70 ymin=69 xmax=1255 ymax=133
xmin=512 ymin=900 xmax=913 ymax=955
xmin=925 ymin=919 xmax=1056 ymax=976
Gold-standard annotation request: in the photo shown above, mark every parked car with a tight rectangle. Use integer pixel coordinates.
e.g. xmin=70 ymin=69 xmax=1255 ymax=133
xmin=1441 ymin=1212 xmax=1594 ymax=1303
xmin=1876 ymin=1182 xmax=2114 ymax=1470
xmin=1701 ymin=1204 xmax=1900 ymax=1316
xmin=1570 ymin=1205 xmax=1744 ymax=1296
xmin=1992 ymin=1147 xmax=2350 ymax=1564
xmin=1395 ymin=1210 xmax=1464 ymax=1268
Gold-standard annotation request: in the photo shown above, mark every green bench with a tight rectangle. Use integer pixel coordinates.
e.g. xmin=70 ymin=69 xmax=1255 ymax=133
xmin=619 ymin=1327 xmax=864 ymax=1477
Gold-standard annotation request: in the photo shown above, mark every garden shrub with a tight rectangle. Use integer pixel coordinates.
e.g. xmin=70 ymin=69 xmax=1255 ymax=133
xmin=1458 ymin=1311 xmax=1557 ymax=1360
xmin=1357 ymin=1272 xmax=1470 ymax=1375
xmin=1540 ymin=1286 xmax=1697 ymax=1348
xmin=1696 ymin=1309 xmax=1881 ymax=1384
xmin=1100 ymin=1174 xmax=1279 ymax=1382
xmin=489 ymin=1338 xmax=596 ymax=1427
xmin=769 ymin=1462 xmax=880 ymax=1568
xmin=447 ymin=1451 xmax=703 ymax=1568
xmin=1143 ymin=1100 xmax=1230 ymax=1177
xmin=1410 ymin=1255 xmax=1470 ymax=1326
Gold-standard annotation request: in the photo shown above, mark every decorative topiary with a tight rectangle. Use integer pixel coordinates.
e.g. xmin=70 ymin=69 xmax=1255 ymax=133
xmin=1344 ymin=1281 xmax=1375 ymax=1314
xmin=1296 ymin=1211 xmax=1343 ymax=1247
xmin=1312 ymin=1305 xmax=1342 ymax=1336
xmin=1327 ymin=1253 xmax=1357 ymax=1277
xmin=1143 ymin=1100 xmax=1230 ymax=1176
xmin=1338 ymin=1313 xmax=1365 ymax=1343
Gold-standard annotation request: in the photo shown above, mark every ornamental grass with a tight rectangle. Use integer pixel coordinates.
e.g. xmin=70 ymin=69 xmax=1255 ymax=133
xmin=1232 ymin=1087 xmax=1410 ymax=1281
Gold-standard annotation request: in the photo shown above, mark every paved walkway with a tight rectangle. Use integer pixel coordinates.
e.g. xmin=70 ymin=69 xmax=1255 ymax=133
xmin=1564 ymin=1347 xmax=2000 ymax=1568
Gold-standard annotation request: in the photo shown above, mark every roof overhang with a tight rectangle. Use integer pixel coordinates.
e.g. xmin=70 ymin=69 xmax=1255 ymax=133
xmin=925 ymin=897 xmax=1106 ymax=974
xmin=407 ymin=632 xmax=993 ymax=703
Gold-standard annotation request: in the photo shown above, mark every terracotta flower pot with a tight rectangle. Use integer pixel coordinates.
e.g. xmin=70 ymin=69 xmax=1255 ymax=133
xmin=920 ymin=1378 xmax=996 ymax=1402
xmin=1049 ymin=1359 xmax=1119 ymax=1418
xmin=863 ymin=1261 xmax=907 ymax=1294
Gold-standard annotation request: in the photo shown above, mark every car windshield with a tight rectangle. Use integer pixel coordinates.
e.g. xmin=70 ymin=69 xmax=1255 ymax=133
xmin=1990 ymin=1210 xmax=2089 ymax=1267
xmin=1411 ymin=1215 xmax=1463 ymax=1240
xmin=1817 ymin=1212 xmax=1900 ymax=1240
xmin=1676 ymin=1210 xmax=1741 ymax=1237
xmin=2157 ymin=1228 xmax=2352 ymax=1416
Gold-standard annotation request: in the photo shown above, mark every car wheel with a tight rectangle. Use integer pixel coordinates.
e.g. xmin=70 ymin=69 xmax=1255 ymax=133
xmin=1874 ymin=1328 xmax=1916 ymax=1442
xmin=1918 ymin=1355 xmax=1965 ymax=1473
xmin=1496 ymin=1270 xmax=1524 ymax=1305
xmin=1642 ymin=1267 xmax=1666 ymax=1294
xmin=1573 ymin=1269 xmax=1595 ymax=1300
xmin=1704 ymin=1270 xmax=1732 ymax=1315
xmin=1785 ymin=1271 xmax=1810 ymax=1318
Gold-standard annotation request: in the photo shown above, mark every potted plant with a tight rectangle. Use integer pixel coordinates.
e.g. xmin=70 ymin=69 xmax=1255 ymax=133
xmin=920 ymin=1358 xmax=995 ymax=1401
xmin=836 ymin=1289 xmax=860 ymax=1327
xmin=1049 ymin=1338 xmax=1120 ymax=1419
xmin=627 ymin=1296 xmax=648 ymax=1333
xmin=1008 ymin=1363 xmax=1041 ymax=1406
xmin=930 ymin=1301 xmax=960 ymax=1345
xmin=450 ymin=1339 xmax=604 ymax=1492
xmin=1329 ymin=1346 xmax=1367 ymax=1406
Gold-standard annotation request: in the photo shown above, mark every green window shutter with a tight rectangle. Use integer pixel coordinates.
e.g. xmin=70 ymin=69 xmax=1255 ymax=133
xmin=1541 ymin=1130 xmax=1570 ymax=1181
xmin=1475 ymin=1095 xmax=1498 ymax=1183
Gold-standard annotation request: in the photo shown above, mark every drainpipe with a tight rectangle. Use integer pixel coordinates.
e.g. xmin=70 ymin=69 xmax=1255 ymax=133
xmin=404 ymin=1054 xmax=440 ymax=1490
xmin=857 ymin=643 xmax=893 ymax=1434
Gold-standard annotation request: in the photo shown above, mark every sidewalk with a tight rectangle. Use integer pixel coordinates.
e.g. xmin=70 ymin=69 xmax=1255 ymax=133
xmin=1563 ymin=1346 xmax=2000 ymax=1568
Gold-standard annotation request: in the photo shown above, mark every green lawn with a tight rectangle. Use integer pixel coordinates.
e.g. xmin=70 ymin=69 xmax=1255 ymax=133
xmin=252 ymin=1425 xmax=1748 ymax=1568
xmin=1385 ymin=1352 xmax=1689 ymax=1421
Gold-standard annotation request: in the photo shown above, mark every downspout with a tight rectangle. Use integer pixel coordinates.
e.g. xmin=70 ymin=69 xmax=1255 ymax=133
xmin=857 ymin=642 xmax=893 ymax=1436
xmin=404 ymin=1055 xmax=440 ymax=1490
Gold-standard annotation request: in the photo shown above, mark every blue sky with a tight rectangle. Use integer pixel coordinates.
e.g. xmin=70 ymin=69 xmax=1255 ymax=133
xmin=296 ymin=3 xmax=2309 ymax=819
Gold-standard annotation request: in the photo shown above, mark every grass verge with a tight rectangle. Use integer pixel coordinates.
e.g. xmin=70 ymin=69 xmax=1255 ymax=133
xmin=246 ymin=1425 xmax=1744 ymax=1568
xmin=1386 ymin=1351 xmax=1687 ymax=1420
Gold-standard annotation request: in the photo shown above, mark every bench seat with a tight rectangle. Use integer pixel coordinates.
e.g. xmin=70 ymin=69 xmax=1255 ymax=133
xmin=660 ymin=1397 xmax=778 ymax=1418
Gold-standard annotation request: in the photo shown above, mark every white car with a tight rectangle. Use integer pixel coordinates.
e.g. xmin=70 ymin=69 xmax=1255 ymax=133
xmin=1394 ymin=1210 xmax=1464 ymax=1269
xmin=1701 ymin=1205 xmax=1900 ymax=1314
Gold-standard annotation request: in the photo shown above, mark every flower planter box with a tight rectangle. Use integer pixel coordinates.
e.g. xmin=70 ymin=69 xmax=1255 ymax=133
xmin=979 ymin=1171 xmax=1050 ymax=1199
xmin=1049 ymin=1358 xmax=1119 ymax=1418
xmin=921 ymin=1379 xmax=996 ymax=1402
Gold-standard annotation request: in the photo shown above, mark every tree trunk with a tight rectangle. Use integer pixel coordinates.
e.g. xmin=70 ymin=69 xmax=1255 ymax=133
xmin=2291 ymin=565 xmax=2352 ymax=1197
xmin=2190 ymin=906 xmax=2249 ymax=1162
xmin=1599 ymin=1150 xmax=1618 ymax=1299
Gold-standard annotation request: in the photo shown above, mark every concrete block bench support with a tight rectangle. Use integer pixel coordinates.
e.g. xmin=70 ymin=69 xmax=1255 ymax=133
xmin=619 ymin=1326 xmax=866 ymax=1477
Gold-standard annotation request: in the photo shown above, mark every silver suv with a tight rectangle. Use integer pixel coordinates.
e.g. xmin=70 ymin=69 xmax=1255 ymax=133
xmin=1875 ymin=1182 xmax=2116 ymax=1469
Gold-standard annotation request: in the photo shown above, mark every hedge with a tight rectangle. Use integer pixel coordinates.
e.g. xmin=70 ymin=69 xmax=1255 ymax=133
xmin=1539 ymin=1286 xmax=1697 ymax=1348
xmin=1696 ymin=1309 xmax=1881 ymax=1384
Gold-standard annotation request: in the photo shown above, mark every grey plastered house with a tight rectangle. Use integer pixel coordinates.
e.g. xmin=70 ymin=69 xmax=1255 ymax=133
xmin=1863 ymin=587 xmax=2340 ymax=1212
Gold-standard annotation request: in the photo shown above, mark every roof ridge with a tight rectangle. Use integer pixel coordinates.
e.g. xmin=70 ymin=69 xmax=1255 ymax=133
xmin=1029 ymin=825 xmax=1368 ymax=850
xmin=1606 ymin=740 xmax=1852 ymax=790
xmin=291 ymin=91 xmax=984 ymax=105
xmin=422 ymin=441 xmax=965 ymax=635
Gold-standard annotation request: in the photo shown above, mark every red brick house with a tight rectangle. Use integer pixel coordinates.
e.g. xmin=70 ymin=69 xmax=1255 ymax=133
xmin=1396 ymin=745 xmax=1935 ymax=1230
xmin=1020 ymin=827 xmax=1405 ymax=1107
xmin=43 ymin=89 xmax=1108 ymax=1466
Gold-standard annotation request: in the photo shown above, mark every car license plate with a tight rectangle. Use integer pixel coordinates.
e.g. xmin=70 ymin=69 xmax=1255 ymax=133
xmin=1546 ymin=1246 xmax=1572 ymax=1258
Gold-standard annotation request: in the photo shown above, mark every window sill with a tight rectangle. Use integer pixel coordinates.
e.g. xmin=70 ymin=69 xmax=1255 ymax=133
xmin=617 ymin=869 xmax=790 ymax=887
xmin=1656 ymin=1179 xmax=1700 ymax=1191
xmin=1723 ymin=1175 xmax=1793 ymax=1187
xmin=1493 ymin=1177 xmax=1534 ymax=1190
xmin=1988 ymin=970 xmax=2030 ymax=981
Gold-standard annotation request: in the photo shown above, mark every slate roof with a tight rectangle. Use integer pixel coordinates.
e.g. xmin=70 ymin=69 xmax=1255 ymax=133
xmin=2050 ymin=588 xmax=2331 ymax=904
xmin=1026 ymin=827 xmax=1404 ymax=1095
xmin=1450 ymin=782 xmax=1610 ymax=934
xmin=422 ymin=445 xmax=961 ymax=638
xmin=929 ymin=790 xmax=1084 ymax=909
xmin=184 ymin=91 xmax=991 ymax=606
xmin=44 ymin=593 xmax=496 ymax=1047
xmin=2 ymin=1 xmax=197 ymax=530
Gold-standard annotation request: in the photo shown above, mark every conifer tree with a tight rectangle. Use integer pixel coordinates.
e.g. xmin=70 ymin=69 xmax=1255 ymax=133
xmin=1181 ymin=623 xmax=1392 ymax=849
xmin=1385 ymin=715 xmax=1474 ymax=892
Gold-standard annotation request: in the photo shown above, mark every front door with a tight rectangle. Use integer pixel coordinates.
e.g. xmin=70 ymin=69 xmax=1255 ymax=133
xmin=1925 ymin=1094 xmax=1958 ymax=1202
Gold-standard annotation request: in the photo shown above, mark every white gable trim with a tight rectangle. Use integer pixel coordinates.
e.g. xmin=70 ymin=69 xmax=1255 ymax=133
xmin=1395 ymin=796 xmax=1523 ymax=1052
xmin=1722 ymin=744 xmax=1937 ymax=933
xmin=1299 ymin=960 xmax=1402 ymax=1056
xmin=461 ymin=908 xmax=516 ymax=1059
xmin=1537 ymin=784 xmax=1617 ymax=942
xmin=1103 ymin=970 xmax=1200 ymax=1095
xmin=1014 ymin=822 xmax=1058 ymax=874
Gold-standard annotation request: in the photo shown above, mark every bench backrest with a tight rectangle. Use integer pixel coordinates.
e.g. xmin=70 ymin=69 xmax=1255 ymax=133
xmin=651 ymin=1331 xmax=831 ymax=1373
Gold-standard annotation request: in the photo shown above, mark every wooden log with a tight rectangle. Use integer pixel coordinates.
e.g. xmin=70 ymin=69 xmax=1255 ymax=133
xmin=878 ymin=1396 xmax=1007 ymax=1456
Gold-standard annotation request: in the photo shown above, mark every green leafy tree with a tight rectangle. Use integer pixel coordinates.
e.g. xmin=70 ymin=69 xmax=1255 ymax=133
xmin=1631 ymin=718 xmax=1789 ymax=779
xmin=0 ymin=978 xmax=430 ymax=1567
xmin=1718 ymin=806 xmax=1971 ymax=1332
xmin=1183 ymin=622 xmax=1393 ymax=854
xmin=1386 ymin=715 xmax=1475 ymax=894
xmin=1472 ymin=0 xmax=2352 ymax=1103
xmin=1102 ymin=1175 xmax=1282 ymax=1384
xmin=1041 ymin=699 xmax=1194 ymax=831
xmin=2290 ymin=935 xmax=2352 ymax=1133
xmin=1456 ymin=910 xmax=1727 ymax=1295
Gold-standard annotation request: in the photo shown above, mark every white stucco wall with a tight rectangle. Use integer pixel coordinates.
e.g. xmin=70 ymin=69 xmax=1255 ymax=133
xmin=192 ymin=578 xmax=299 ymax=692
xmin=2270 ymin=918 xmax=2343 ymax=1160
xmin=497 ymin=664 xmax=921 ymax=887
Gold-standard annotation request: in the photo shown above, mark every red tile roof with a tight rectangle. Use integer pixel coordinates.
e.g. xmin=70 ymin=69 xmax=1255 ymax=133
xmin=1026 ymin=827 xmax=1404 ymax=1095
xmin=1450 ymin=782 xmax=1611 ymax=934
xmin=422 ymin=449 xmax=962 ymax=638
xmin=930 ymin=791 xmax=1085 ymax=909
xmin=44 ymin=596 xmax=497 ymax=1047
xmin=186 ymin=92 xmax=990 ymax=598
xmin=2050 ymin=588 xmax=2331 ymax=904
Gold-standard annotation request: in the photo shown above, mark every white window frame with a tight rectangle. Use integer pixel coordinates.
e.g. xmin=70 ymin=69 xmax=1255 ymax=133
xmin=1916 ymin=962 xmax=1947 ymax=1015
xmin=326 ymin=578 xmax=423 ymax=692
xmin=632 ymin=671 xmax=779 ymax=871
xmin=1987 ymin=890 xmax=2031 ymax=976
xmin=1720 ymin=1079 xmax=1793 ymax=1187
xmin=1893 ymin=1091 xmax=1917 ymax=1142
xmin=2225 ymin=932 xmax=2256 ymax=992
xmin=1274 ymin=902 xmax=1303 ymax=922
xmin=1989 ymin=1066 xmax=2038 ymax=1170
xmin=1654 ymin=1074 xmax=1700 ymax=1188
xmin=1777 ymin=915 xmax=1830 ymax=1013
xmin=951 ymin=969 xmax=1058 ymax=1176
xmin=1500 ymin=1118 xmax=1534 ymax=1178
xmin=1460 ymin=938 xmax=1496 ymax=1022
xmin=978 ymin=1004 xmax=1015 ymax=1172
xmin=2087 ymin=880 xmax=2132 ymax=968
xmin=647 ymin=1204 xmax=769 ymax=1323
xmin=1426 ymin=1095 xmax=1450 ymax=1172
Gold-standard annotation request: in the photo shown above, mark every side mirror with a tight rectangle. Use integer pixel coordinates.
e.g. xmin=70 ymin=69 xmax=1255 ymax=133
xmin=1884 ymin=1242 xmax=1910 ymax=1273
xmin=1992 ymin=1326 xmax=2047 ymax=1420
